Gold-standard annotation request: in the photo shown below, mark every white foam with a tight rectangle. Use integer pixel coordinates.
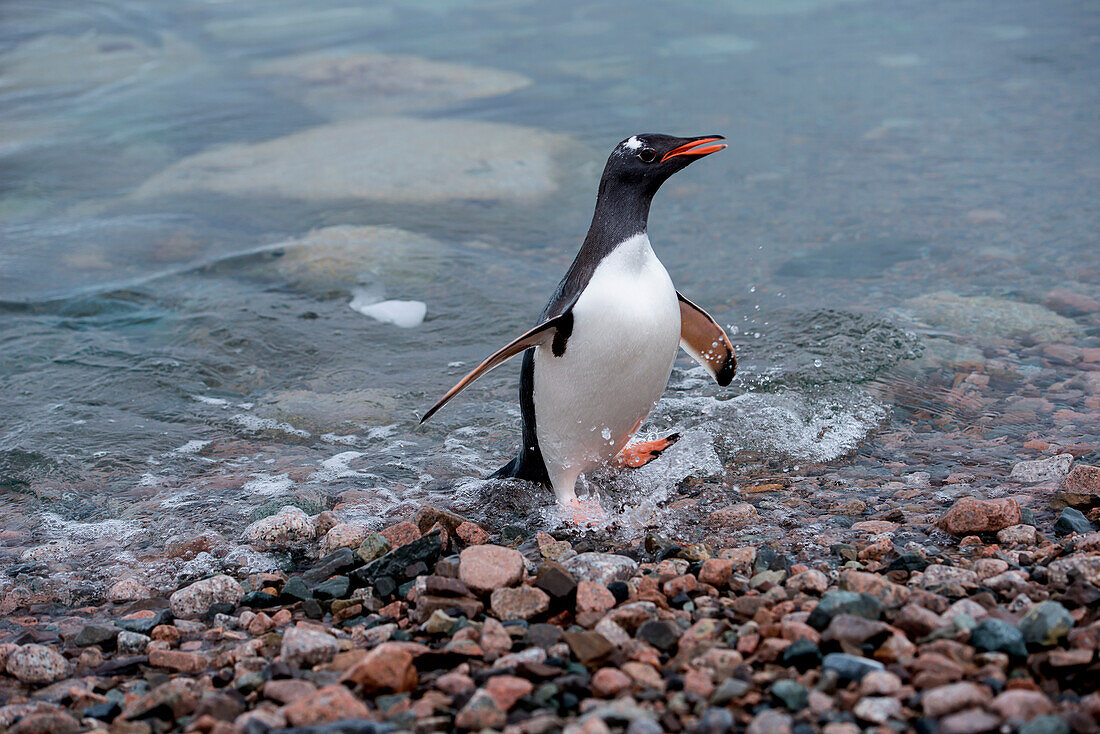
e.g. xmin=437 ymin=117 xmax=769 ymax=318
xmin=658 ymin=388 xmax=885 ymax=463
xmin=349 ymin=289 xmax=426 ymax=328
xmin=310 ymin=451 xmax=366 ymax=481
xmin=192 ymin=395 xmax=229 ymax=407
xmin=172 ymin=439 xmax=211 ymax=454
xmin=229 ymin=413 xmax=311 ymax=438
xmin=242 ymin=472 xmax=294 ymax=496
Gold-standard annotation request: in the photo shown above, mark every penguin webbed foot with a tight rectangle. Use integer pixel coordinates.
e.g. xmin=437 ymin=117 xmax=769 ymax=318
xmin=559 ymin=496 xmax=607 ymax=527
xmin=615 ymin=432 xmax=681 ymax=469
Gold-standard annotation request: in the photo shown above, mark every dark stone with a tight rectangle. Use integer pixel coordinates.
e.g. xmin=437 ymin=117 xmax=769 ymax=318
xmin=302 ymin=547 xmax=360 ymax=584
xmin=533 ymin=562 xmax=577 ymax=600
xmin=807 ymin=591 xmax=883 ymax=630
xmin=83 ymin=700 xmax=122 ymax=722
xmin=637 ymin=620 xmax=680 ymax=652
xmin=193 ymin=690 xmax=246 ymax=722
xmin=1020 ymin=508 xmax=1037 ymax=526
xmin=1054 ymin=507 xmax=1094 ymax=536
xmin=830 ymin=543 xmax=858 ymax=563
xmin=93 ymin=655 xmax=147 ymax=676
xmin=770 ymin=679 xmax=808 ymax=711
xmin=396 ymin=579 xmax=416 ymax=599
xmin=281 ymin=577 xmax=313 ymax=602
xmin=709 ymin=678 xmax=751 ymax=706
xmin=970 ymin=618 xmax=1027 ymax=659
xmin=886 ymin=554 xmax=929 ymax=574
xmin=302 ymin=599 xmax=324 ymax=619
xmin=821 ymin=652 xmax=884 ymax=682
xmin=270 ymin=720 xmax=396 ymax=733
xmin=1062 ymin=577 xmax=1100 ymax=608
xmin=74 ymin=624 xmax=118 ymax=649
xmin=607 ymin=581 xmax=630 ymax=604
xmin=424 ymin=576 xmax=472 ymax=597
xmin=116 ymin=610 xmax=170 ymax=635
xmin=754 ymin=547 xmax=790 ymax=574
xmin=562 ymin=630 xmax=613 ymax=665
xmin=525 ymin=623 xmax=564 ymax=649
xmin=780 ymin=639 xmax=821 ymax=672
xmin=210 ymin=602 xmax=236 ymax=617
xmin=352 ymin=532 xmax=443 ymax=587
xmin=374 ymin=576 xmax=397 ymax=598
xmin=500 ymin=525 xmax=527 ymax=542
xmin=312 ymin=575 xmax=350 ymax=600
xmin=240 ymin=590 xmax=281 ymax=608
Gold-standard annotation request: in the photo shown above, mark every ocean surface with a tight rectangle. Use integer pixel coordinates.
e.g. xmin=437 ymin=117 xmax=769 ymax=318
xmin=1 ymin=0 xmax=1098 ymax=600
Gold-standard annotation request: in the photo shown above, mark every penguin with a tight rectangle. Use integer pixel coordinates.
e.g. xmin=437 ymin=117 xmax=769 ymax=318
xmin=421 ymin=134 xmax=736 ymax=521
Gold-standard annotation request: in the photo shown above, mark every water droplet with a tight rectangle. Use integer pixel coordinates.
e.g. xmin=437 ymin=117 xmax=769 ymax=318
xmin=813 ymin=358 xmax=823 ymax=368
xmin=600 ymin=427 xmax=612 ymax=441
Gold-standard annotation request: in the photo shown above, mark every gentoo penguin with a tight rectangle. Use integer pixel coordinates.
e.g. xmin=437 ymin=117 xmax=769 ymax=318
xmin=422 ymin=134 xmax=736 ymax=519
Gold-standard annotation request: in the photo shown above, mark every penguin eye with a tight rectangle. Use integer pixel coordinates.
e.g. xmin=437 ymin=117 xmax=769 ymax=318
xmin=638 ymin=148 xmax=657 ymax=163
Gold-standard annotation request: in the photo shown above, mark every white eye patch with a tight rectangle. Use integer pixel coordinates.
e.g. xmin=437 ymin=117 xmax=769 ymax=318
xmin=622 ymin=136 xmax=643 ymax=150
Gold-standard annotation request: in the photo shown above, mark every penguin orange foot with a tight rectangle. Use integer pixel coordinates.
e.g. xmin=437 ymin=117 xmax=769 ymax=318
xmin=422 ymin=134 xmax=736 ymax=516
xmin=616 ymin=433 xmax=681 ymax=468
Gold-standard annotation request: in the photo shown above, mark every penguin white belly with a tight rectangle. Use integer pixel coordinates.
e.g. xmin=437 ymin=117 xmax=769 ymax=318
xmin=532 ymin=233 xmax=680 ymax=503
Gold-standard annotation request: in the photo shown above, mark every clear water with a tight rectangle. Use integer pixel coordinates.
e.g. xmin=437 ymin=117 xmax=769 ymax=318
xmin=1 ymin=0 xmax=1098 ymax=597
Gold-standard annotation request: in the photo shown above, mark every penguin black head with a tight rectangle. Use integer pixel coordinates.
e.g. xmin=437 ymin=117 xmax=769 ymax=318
xmin=601 ymin=133 xmax=726 ymax=194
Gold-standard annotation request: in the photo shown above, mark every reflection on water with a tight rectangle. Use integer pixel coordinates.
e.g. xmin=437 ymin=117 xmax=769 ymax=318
xmin=1 ymin=0 xmax=1098 ymax=599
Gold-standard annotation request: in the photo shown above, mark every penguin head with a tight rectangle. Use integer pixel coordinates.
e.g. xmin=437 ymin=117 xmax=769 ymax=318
xmin=603 ymin=133 xmax=726 ymax=193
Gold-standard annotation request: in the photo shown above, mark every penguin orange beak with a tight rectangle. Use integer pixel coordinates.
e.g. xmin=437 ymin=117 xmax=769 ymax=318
xmin=661 ymin=136 xmax=727 ymax=162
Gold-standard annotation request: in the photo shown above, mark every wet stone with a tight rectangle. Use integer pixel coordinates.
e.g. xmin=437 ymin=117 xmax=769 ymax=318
xmin=938 ymin=497 xmax=1021 ymax=535
xmin=240 ymin=590 xmax=280 ymax=608
xmin=565 ymin=553 xmax=639 ymax=585
xmin=563 ymin=631 xmax=614 ymax=666
xmin=535 ymin=562 xmax=578 ymax=600
xmin=710 ymin=677 xmax=751 ymax=705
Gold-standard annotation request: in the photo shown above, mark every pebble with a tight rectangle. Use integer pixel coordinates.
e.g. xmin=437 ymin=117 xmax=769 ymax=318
xmin=459 ymin=544 xmax=525 ymax=594
xmin=281 ymin=626 xmax=339 ymax=668
xmin=1018 ymin=600 xmax=1073 ymax=647
xmin=169 ymin=574 xmax=243 ymax=619
xmin=938 ymin=496 xmax=1021 ymax=534
xmin=4 ymin=644 xmax=69 ymax=684
xmin=970 ymin=618 xmax=1028 ymax=658
xmin=853 ymin=696 xmax=902 ymax=724
xmin=1054 ymin=507 xmax=1094 ymax=536
xmin=1010 ymin=453 xmax=1074 ymax=483
xmin=565 ymin=552 xmax=639 ymax=585
xmin=490 ymin=585 xmax=550 ymax=621
xmin=242 ymin=505 xmax=316 ymax=551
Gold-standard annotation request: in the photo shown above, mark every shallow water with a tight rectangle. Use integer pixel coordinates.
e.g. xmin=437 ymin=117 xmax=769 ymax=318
xmin=1 ymin=0 xmax=1098 ymax=599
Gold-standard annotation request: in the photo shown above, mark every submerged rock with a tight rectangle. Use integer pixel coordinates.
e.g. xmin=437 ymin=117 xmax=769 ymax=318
xmin=253 ymin=52 xmax=531 ymax=119
xmin=132 ymin=118 xmax=575 ymax=204
xmin=905 ymin=292 xmax=1082 ymax=342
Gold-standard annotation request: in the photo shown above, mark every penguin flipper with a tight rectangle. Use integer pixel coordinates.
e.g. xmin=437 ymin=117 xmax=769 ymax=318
xmin=420 ymin=314 xmax=572 ymax=424
xmin=677 ymin=292 xmax=737 ymax=386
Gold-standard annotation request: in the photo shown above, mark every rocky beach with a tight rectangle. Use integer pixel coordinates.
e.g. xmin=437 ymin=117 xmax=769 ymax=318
xmin=3 ymin=0 xmax=1100 ymax=732
xmin=1 ymin=465 xmax=1100 ymax=734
